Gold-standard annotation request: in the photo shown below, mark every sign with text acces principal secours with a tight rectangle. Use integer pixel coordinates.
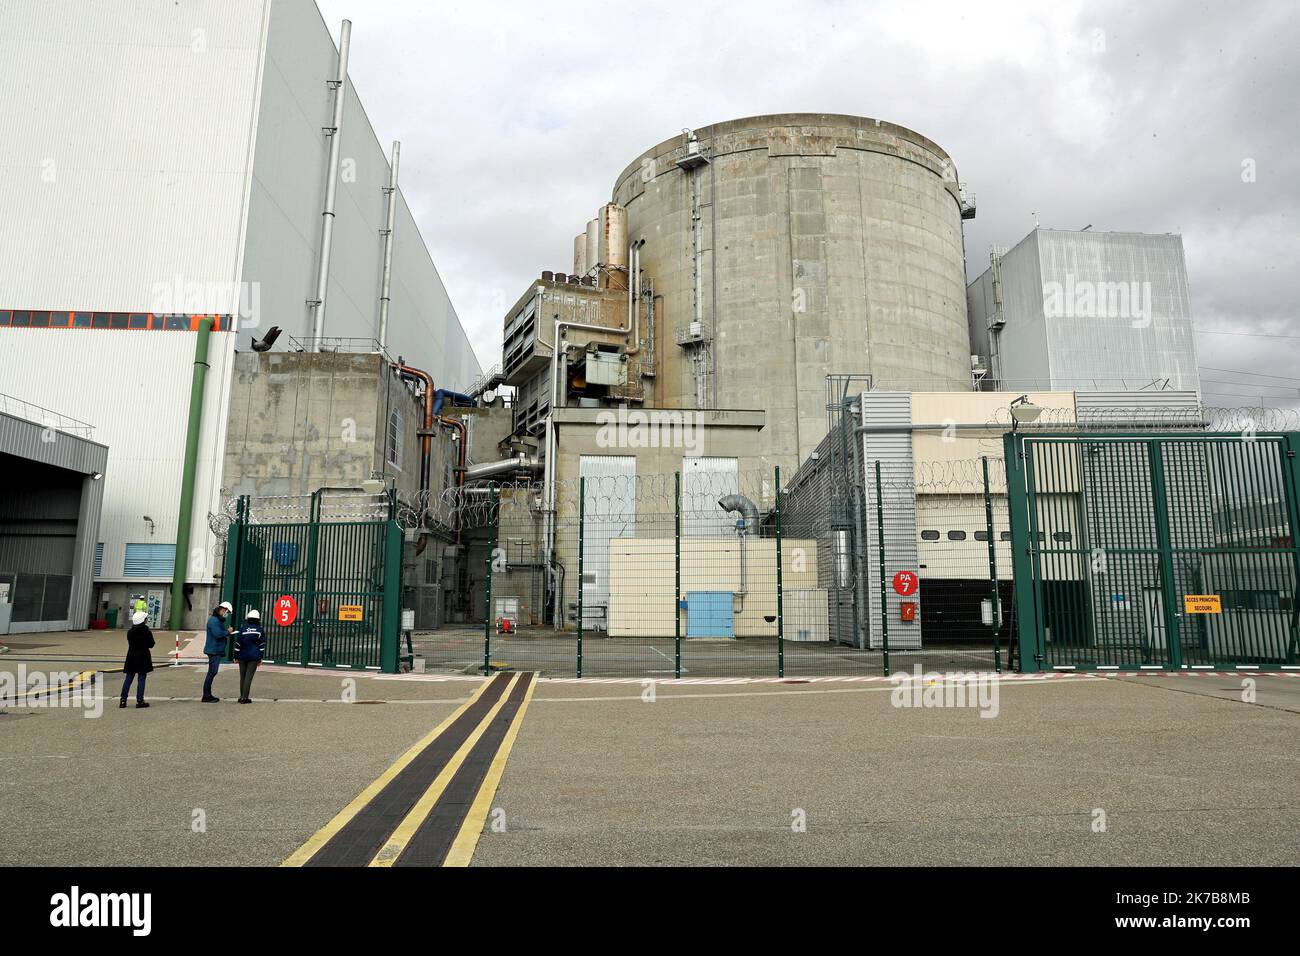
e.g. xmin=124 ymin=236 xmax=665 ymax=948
xmin=338 ymin=604 xmax=364 ymax=622
xmin=1183 ymin=594 xmax=1222 ymax=614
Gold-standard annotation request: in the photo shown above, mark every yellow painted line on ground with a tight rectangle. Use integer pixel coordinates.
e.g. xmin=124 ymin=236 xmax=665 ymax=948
xmin=4 ymin=669 xmax=97 ymax=704
xmin=443 ymin=674 xmax=538 ymax=867
xmin=282 ymin=676 xmax=499 ymax=867
xmin=368 ymin=673 xmax=521 ymax=867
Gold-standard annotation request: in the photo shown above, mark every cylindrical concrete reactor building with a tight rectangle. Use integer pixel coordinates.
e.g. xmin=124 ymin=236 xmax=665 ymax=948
xmin=611 ymin=113 xmax=973 ymax=470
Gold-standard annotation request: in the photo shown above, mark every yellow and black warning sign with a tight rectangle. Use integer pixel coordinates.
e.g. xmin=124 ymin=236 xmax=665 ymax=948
xmin=1183 ymin=594 xmax=1222 ymax=614
xmin=338 ymin=604 xmax=364 ymax=622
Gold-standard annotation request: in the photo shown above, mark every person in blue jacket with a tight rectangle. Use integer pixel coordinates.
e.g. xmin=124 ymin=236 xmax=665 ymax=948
xmin=233 ymin=609 xmax=266 ymax=704
xmin=201 ymin=601 xmax=233 ymax=703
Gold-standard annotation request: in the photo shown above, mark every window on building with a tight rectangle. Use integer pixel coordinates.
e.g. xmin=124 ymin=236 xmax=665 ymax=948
xmin=947 ymin=530 xmax=967 ymax=541
xmin=1000 ymin=531 xmax=1012 ymax=541
xmin=387 ymin=406 xmax=403 ymax=468
xmin=920 ymin=530 xmax=940 ymax=540
xmin=974 ymin=530 xmax=990 ymax=541
xmin=123 ymin=543 xmax=175 ymax=577
xmin=1052 ymin=531 xmax=1073 ymax=543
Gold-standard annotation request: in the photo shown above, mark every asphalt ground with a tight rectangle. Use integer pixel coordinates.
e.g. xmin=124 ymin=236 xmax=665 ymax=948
xmin=1 ymin=632 xmax=1296 ymax=867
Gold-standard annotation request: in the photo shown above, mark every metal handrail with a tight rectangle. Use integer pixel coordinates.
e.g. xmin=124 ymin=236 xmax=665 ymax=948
xmin=0 ymin=392 xmax=94 ymax=438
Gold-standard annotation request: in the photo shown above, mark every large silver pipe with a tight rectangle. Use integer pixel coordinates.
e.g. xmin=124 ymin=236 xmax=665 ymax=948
xmin=464 ymin=454 xmax=540 ymax=482
xmin=377 ymin=139 xmax=400 ymax=348
xmin=718 ymin=494 xmax=759 ymax=601
xmin=310 ymin=19 xmax=351 ymax=350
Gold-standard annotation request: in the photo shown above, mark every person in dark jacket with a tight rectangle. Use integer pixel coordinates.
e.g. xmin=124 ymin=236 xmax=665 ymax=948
xmin=202 ymin=601 xmax=234 ymax=702
xmin=120 ymin=611 xmax=154 ymax=709
xmin=233 ymin=609 xmax=266 ymax=704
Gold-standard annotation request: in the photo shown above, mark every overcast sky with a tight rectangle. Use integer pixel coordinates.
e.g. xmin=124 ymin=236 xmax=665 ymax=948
xmin=316 ymin=0 xmax=1299 ymax=407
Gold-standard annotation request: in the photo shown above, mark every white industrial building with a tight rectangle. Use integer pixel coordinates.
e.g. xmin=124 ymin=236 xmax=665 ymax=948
xmin=967 ymin=228 xmax=1200 ymax=393
xmin=0 ymin=1 xmax=480 ymax=628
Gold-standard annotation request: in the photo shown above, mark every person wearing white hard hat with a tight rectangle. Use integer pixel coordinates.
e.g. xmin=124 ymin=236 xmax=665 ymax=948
xmin=201 ymin=601 xmax=235 ymax=702
xmin=233 ymin=609 xmax=266 ymax=704
xmin=119 ymin=610 xmax=155 ymax=708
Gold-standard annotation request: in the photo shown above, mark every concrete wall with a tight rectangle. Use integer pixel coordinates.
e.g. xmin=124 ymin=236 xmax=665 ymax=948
xmin=222 ymin=351 xmax=430 ymax=499
xmin=612 ymin=114 xmax=973 ymax=474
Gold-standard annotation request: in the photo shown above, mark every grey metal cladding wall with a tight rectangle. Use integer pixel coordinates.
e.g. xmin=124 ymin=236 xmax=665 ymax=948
xmin=0 ymin=413 xmax=108 ymax=629
xmin=860 ymin=392 xmax=920 ymax=649
xmin=1075 ymin=389 xmax=1202 ymax=426
xmin=966 ymin=270 xmax=994 ymax=366
xmin=0 ymin=413 xmax=108 ymax=474
xmin=1038 ymin=231 xmax=1199 ymax=391
xmin=994 ymin=232 xmax=1050 ymax=387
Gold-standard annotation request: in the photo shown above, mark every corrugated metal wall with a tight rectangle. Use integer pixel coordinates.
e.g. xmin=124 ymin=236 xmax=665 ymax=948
xmin=0 ymin=0 xmax=481 ymax=620
xmin=0 ymin=411 xmax=108 ymax=630
xmin=241 ymin=0 xmax=481 ymax=390
xmin=860 ymin=392 xmax=922 ymax=650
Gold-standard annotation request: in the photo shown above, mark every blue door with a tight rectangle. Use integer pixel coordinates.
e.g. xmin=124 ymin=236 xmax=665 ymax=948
xmin=686 ymin=591 xmax=734 ymax=638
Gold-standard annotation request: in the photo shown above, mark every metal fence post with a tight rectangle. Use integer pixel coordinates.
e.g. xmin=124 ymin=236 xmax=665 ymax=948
xmin=982 ymin=456 xmax=1003 ymax=673
xmin=301 ymin=491 xmax=322 ymax=668
xmin=483 ymin=482 xmax=497 ymax=676
xmin=674 ymin=471 xmax=681 ymax=680
xmin=1147 ymin=442 xmax=1184 ymax=669
xmin=380 ymin=519 xmax=402 ymax=673
xmin=875 ymin=460 xmax=890 ymax=676
xmin=775 ymin=465 xmax=784 ymax=679
xmin=577 ymin=476 xmax=584 ymax=679
xmin=1003 ymin=432 xmax=1037 ymax=672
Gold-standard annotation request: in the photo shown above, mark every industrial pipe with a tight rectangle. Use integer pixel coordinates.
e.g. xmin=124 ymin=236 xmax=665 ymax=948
xmin=378 ymin=139 xmax=400 ymax=347
xmin=463 ymin=454 xmax=540 ymax=482
xmin=169 ymin=317 xmax=213 ymax=630
xmin=718 ymin=494 xmax=759 ymax=602
xmin=310 ymin=19 xmax=352 ymax=350
xmin=433 ymin=388 xmax=475 ymax=416
xmin=393 ymin=363 xmax=436 ymax=491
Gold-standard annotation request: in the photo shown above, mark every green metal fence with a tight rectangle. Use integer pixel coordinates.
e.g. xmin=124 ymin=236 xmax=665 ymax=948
xmin=221 ymin=494 xmax=403 ymax=672
xmin=416 ymin=460 xmax=1010 ymax=679
xmin=1005 ymin=432 xmax=1300 ymax=671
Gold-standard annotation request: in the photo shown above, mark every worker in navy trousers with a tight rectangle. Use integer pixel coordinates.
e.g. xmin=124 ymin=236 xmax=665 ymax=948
xmin=233 ymin=609 xmax=266 ymax=704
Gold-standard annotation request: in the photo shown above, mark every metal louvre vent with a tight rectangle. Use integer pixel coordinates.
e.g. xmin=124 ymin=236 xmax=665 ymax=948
xmin=123 ymin=543 xmax=175 ymax=577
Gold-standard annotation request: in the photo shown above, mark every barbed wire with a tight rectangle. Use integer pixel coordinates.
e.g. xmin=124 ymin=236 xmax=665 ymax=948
xmin=208 ymin=405 xmax=1298 ymax=530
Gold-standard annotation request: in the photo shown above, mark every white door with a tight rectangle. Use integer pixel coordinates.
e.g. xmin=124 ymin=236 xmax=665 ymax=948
xmin=681 ymin=457 xmax=739 ymax=537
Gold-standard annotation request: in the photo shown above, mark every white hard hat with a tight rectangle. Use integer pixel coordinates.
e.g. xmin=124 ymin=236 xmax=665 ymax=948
xmin=218 ymin=601 xmax=233 ymax=612
xmin=131 ymin=610 xmax=148 ymax=625
xmin=247 ymin=609 xmax=261 ymax=620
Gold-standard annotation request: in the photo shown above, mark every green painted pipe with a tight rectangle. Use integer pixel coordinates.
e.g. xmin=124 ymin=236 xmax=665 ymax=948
xmin=169 ymin=317 xmax=214 ymax=630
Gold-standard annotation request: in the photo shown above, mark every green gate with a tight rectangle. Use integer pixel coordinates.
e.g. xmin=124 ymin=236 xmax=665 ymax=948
xmin=220 ymin=496 xmax=403 ymax=672
xmin=1005 ymin=432 xmax=1300 ymax=671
